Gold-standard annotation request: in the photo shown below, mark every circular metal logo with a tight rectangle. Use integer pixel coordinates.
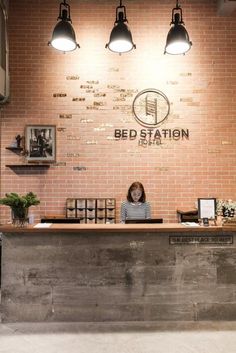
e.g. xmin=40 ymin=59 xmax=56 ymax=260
xmin=132 ymin=89 xmax=170 ymax=127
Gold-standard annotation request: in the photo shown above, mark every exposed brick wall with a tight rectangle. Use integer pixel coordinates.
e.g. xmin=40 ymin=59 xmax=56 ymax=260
xmin=0 ymin=0 xmax=236 ymax=224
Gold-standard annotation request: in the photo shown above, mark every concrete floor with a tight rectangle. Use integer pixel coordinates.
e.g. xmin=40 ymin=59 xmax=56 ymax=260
xmin=0 ymin=321 xmax=236 ymax=353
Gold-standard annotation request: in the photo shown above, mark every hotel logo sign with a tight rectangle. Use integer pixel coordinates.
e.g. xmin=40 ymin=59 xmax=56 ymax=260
xmin=114 ymin=88 xmax=190 ymax=146
xmin=132 ymin=89 xmax=170 ymax=127
xmin=169 ymin=236 xmax=233 ymax=245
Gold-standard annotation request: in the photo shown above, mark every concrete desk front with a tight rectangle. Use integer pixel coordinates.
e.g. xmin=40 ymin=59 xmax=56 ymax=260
xmin=1 ymin=223 xmax=236 ymax=322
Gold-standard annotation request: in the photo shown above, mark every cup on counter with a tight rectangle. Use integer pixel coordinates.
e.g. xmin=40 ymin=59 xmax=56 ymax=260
xmin=28 ymin=214 xmax=35 ymax=225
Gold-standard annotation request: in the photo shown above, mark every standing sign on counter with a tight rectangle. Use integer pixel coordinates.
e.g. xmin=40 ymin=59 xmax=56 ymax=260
xmin=198 ymin=198 xmax=216 ymax=219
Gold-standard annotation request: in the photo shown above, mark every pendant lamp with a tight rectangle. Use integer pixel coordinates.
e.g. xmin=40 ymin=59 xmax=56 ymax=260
xmin=48 ymin=0 xmax=80 ymax=52
xmin=164 ymin=0 xmax=192 ymax=55
xmin=106 ymin=0 xmax=136 ymax=54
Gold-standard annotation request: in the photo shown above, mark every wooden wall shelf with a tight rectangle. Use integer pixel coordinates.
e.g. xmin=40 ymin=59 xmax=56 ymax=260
xmin=5 ymin=146 xmax=50 ymax=169
xmin=5 ymin=146 xmax=23 ymax=152
xmin=6 ymin=164 xmax=50 ymax=168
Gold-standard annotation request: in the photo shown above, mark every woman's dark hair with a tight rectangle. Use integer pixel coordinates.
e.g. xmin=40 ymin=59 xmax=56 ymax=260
xmin=127 ymin=181 xmax=146 ymax=203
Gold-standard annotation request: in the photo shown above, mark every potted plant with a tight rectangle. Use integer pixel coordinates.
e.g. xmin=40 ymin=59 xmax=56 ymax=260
xmin=216 ymin=199 xmax=236 ymax=225
xmin=0 ymin=192 xmax=40 ymax=227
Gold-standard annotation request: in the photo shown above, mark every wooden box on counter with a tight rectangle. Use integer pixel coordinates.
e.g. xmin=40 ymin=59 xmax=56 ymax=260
xmin=66 ymin=198 xmax=116 ymax=224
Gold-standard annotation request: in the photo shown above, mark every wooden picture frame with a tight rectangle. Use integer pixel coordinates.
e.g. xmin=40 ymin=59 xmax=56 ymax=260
xmin=25 ymin=125 xmax=56 ymax=162
xmin=198 ymin=198 xmax=216 ymax=220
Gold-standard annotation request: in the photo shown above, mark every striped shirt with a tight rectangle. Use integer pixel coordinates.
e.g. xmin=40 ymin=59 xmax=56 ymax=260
xmin=120 ymin=201 xmax=151 ymax=223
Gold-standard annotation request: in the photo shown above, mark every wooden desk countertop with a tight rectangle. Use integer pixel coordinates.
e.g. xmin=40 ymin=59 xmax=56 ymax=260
xmin=0 ymin=222 xmax=234 ymax=234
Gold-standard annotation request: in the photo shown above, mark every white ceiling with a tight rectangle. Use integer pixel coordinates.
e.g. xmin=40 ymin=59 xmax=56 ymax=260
xmin=217 ymin=0 xmax=236 ymax=15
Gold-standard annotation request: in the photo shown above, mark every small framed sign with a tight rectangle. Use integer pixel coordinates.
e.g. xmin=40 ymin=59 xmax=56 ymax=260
xmin=198 ymin=198 xmax=216 ymax=219
xmin=25 ymin=125 xmax=56 ymax=162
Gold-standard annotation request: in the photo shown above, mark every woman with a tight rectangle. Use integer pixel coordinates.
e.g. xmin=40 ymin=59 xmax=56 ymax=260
xmin=120 ymin=181 xmax=151 ymax=223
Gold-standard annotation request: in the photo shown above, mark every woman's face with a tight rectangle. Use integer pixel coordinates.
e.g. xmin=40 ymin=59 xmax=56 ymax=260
xmin=131 ymin=188 xmax=142 ymax=203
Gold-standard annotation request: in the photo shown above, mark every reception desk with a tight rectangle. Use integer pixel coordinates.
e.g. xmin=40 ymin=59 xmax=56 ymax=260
xmin=1 ymin=223 xmax=236 ymax=322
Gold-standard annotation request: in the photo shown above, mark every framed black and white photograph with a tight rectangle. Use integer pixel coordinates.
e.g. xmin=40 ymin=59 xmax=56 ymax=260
xmin=25 ymin=125 xmax=56 ymax=162
xmin=198 ymin=198 xmax=216 ymax=219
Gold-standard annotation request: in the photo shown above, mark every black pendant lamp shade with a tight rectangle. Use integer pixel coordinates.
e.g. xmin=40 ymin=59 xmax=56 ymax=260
xmin=106 ymin=0 xmax=136 ymax=54
xmin=164 ymin=1 xmax=192 ymax=55
xmin=48 ymin=0 xmax=80 ymax=52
